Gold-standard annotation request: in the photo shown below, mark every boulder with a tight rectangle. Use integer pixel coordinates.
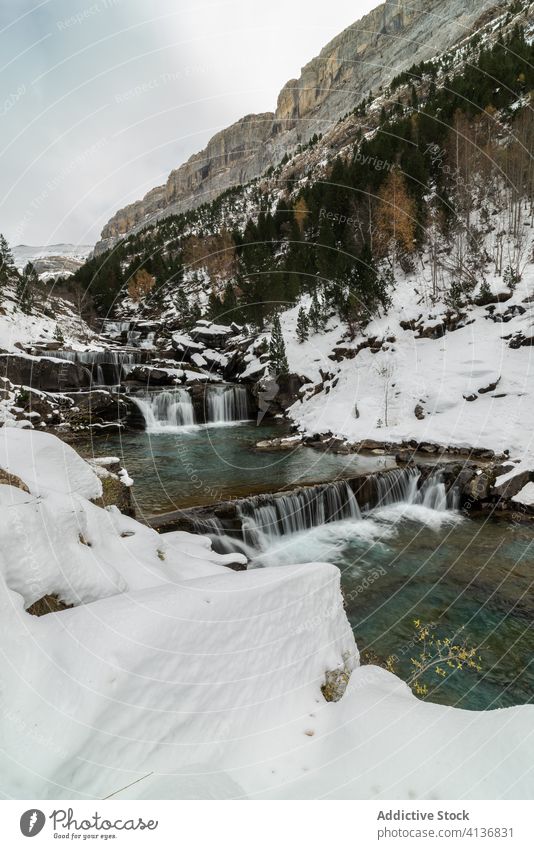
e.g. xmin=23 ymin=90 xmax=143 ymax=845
xmin=0 ymin=353 xmax=91 ymax=392
xmin=492 ymin=469 xmax=533 ymax=500
xmin=252 ymin=372 xmax=310 ymax=416
xmin=463 ymin=469 xmax=494 ymax=502
xmin=414 ymin=404 xmax=425 ymax=420
xmin=89 ymin=458 xmax=135 ymax=517
xmin=474 ymin=290 xmax=512 ymax=307
xmin=189 ymin=323 xmax=233 ymax=347
xmin=171 ymin=333 xmax=205 ymax=357
xmin=64 ymin=390 xmax=130 ymax=428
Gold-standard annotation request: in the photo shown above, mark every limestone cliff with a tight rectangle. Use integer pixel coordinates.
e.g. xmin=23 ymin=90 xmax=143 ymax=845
xmin=96 ymin=0 xmax=500 ymax=253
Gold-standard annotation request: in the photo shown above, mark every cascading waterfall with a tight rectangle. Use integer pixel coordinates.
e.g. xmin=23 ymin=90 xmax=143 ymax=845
xmin=133 ymin=389 xmax=196 ymax=432
xmin=375 ymin=467 xmax=458 ymax=511
xmin=198 ymin=468 xmax=460 ymax=560
xmin=237 ymin=481 xmax=361 ymax=550
xmin=134 ymin=384 xmax=250 ymax=430
xmin=206 ymin=385 xmax=249 ymax=423
xmin=103 ymin=321 xmax=132 ymax=335
xmin=43 ymin=350 xmax=139 ymax=385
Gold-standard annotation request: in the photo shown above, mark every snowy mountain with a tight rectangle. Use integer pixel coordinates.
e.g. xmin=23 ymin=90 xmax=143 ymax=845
xmin=12 ymin=243 xmax=93 ymax=280
xmin=95 ymin=0 xmax=502 ymax=253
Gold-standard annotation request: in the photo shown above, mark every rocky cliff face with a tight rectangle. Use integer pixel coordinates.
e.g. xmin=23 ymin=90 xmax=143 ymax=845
xmin=96 ymin=0 xmax=500 ymax=254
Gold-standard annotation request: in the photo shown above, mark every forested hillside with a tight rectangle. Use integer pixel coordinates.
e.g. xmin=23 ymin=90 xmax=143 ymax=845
xmin=71 ymin=10 xmax=534 ymax=343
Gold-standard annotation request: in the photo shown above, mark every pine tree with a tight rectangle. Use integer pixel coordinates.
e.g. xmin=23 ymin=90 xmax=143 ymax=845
xmin=17 ymin=262 xmax=38 ymax=314
xmin=188 ymin=299 xmax=202 ymax=327
xmin=269 ymin=312 xmax=289 ymax=376
xmin=342 ymin=245 xmax=393 ymax=338
xmin=308 ymin=288 xmax=325 ymax=333
xmin=208 ymin=291 xmax=223 ymax=320
xmin=221 ymin=282 xmax=238 ymax=324
xmin=175 ymin=288 xmax=189 ymax=317
xmin=0 ymin=234 xmax=16 ymax=297
xmin=296 ymin=306 xmax=309 ymax=343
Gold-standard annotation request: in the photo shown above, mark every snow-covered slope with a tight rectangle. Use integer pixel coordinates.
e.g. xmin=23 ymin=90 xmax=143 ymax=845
xmin=0 ymin=287 xmax=97 ymax=354
xmin=0 ymin=428 xmax=533 ymax=800
xmin=281 ymin=265 xmax=534 ymax=475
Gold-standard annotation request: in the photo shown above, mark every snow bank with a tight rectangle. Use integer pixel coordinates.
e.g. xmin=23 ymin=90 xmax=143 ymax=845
xmin=0 ymin=429 xmax=533 ymax=800
xmin=0 ymin=427 xmax=102 ymax=499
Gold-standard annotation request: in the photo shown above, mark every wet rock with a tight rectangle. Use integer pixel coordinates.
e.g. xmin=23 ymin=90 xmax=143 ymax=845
xmin=255 ymin=436 xmax=302 ymax=451
xmin=64 ymin=390 xmax=130 ymax=429
xmin=396 ymin=451 xmax=415 ymax=465
xmin=463 ymin=469 xmax=494 ymax=502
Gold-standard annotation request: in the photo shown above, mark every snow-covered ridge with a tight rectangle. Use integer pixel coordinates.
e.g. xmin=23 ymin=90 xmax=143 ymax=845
xmin=0 ymin=427 xmax=533 ymax=799
xmin=12 ymin=243 xmax=93 ymax=280
xmin=12 ymin=243 xmax=93 ymax=265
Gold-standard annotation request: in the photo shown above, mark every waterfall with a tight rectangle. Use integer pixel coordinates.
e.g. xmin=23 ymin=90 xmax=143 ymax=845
xmin=133 ymin=389 xmax=196 ymax=432
xmin=190 ymin=467 xmax=460 ymax=562
xmin=44 ymin=350 xmax=138 ymax=366
xmin=94 ymin=365 xmax=105 ymax=386
xmin=206 ymin=385 xmax=249 ymax=423
xmin=103 ymin=321 xmax=132 ymax=335
xmin=133 ymin=384 xmax=250 ymax=431
xmin=237 ymin=481 xmax=361 ymax=550
xmin=43 ymin=350 xmax=140 ymax=385
xmin=375 ymin=467 xmax=457 ymax=511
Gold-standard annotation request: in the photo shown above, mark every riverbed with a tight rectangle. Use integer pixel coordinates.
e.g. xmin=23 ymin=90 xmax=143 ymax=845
xmin=79 ymin=419 xmax=534 ymax=712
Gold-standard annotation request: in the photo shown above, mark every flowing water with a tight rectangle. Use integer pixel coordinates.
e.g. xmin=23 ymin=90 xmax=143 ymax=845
xmin=44 ymin=349 xmax=140 ymax=385
xmin=79 ymin=408 xmax=534 ymax=711
xmin=133 ymin=388 xmax=197 ymax=430
xmin=131 ymin=384 xmax=250 ymax=431
xmin=79 ymin=421 xmax=395 ymax=512
xmin=204 ymin=473 xmax=533 ymax=711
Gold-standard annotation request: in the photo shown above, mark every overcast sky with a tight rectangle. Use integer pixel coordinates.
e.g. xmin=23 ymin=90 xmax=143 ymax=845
xmin=0 ymin=0 xmax=377 ymax=247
